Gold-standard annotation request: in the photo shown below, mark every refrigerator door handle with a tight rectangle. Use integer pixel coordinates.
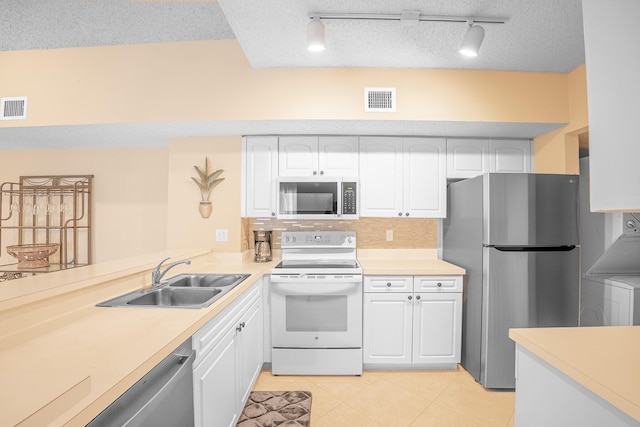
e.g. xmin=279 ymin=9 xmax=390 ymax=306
xmin=486 ymin=245 xmax=577 ymax=252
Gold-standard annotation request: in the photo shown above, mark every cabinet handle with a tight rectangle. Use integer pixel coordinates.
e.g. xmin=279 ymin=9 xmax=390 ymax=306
xmin=386 ymin=282 xmax=391 ymax=287
xmin=437 ymin=282 xmax=442 ymax=287
xmin=405 ymin=212 xmax=410 ymax=217
xmin=408 ymin=295 xmax=413 ymax=300
xmin=236 ymin=321 xmax=246 ymax=333
xmin=271 ymin=212 xmax=276 ymax=217
xmin=416 ymin=295 xmax=421 ymax=300
xmin=320 ymin=171 xmax=324 ymax=175
xmin=398 ymin=212 xmax=403 ymax=216
xmin=313 ymin=171 xmax=318 ymax=175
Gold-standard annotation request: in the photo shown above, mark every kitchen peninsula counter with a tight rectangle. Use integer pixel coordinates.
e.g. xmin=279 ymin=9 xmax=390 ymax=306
xmin=0 ymin=248 xmax=465 ymax=427
xmin=0 ymin=250 xmax=277 ymax=427
xmin=509 ymin=326 xmax=640 ymax=425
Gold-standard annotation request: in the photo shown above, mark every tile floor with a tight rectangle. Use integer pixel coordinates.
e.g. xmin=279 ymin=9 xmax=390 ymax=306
xmin=251 ymin=366 xmax=515 ymax=427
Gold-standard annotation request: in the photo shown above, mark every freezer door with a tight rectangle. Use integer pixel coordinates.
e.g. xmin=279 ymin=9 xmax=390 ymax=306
xmin=484 ymin=173 xmax=579 ymax=246
xmin=481 ymin=246 xmax=579 ymax=389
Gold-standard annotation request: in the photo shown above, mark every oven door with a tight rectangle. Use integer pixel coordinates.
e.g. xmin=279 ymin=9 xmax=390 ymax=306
xmin=270 ymin=275 xmax=362 ymax=348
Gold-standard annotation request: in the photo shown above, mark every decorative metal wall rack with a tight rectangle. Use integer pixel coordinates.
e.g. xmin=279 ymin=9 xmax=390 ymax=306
xmin=0 ymin=175 xmax=93 ymax=280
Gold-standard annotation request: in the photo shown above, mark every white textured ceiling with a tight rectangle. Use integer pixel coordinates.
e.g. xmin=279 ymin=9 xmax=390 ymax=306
xmin=0 ymin=0 xmax=584 ymax=149
xmin=219 ymin=0 xmax=585 ymax=72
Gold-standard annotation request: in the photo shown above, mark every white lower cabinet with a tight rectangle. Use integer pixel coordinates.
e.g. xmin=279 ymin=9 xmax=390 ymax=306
xmin=192 ymin=279 xmax=264 ymax=427
xmin=363 ymin=275 xmax=462 ymax=368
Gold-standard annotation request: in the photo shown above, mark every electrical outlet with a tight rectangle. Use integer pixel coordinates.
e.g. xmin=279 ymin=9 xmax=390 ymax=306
xmin=386 ymin=229 xmax=393 ymax=241
xmin=215 ymin=229 xmax=228 ymax=242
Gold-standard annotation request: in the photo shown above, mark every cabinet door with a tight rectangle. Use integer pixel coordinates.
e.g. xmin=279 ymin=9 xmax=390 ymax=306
xmin=193 ymin=326 xmax=239 ymax=427
xmin=412 ymin=292 xmax=462 ymax=365
xmin=403 ymin=137 xmax=447 ymax=218
xmin=359 ymin=137 xmax=403 ymax=217
xmin=237 ymin=297 xmax=264 ymax=407
xmin=446 ymin=139 xmax=489 ymax=179
xmin=604 ymin=283 xmax=633 ymax=326
xmin=489 ymin=140 xmax=532 ymax=173
xmin=245 ymin=136 xmax=278 ymax=217
xmin=363 ymin=293 xmax=413 ymax=364
xmin=279 ymin=136 xmax=319 ymax=176
xmin=318 ymin=136 xmax=359 ymax=177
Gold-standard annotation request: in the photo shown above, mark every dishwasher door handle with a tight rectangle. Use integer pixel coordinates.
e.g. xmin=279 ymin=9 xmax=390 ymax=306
xmin=122 ymin=349 xmax=196 ymax=427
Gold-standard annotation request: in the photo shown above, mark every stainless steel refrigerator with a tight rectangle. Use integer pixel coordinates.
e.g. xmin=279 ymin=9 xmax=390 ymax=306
xmin=442 ymin=173 xmax=580 ymax=389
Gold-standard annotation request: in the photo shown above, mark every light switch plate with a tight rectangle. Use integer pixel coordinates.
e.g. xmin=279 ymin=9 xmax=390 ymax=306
xmin=215 ymin=229 xmax=228 ymax=242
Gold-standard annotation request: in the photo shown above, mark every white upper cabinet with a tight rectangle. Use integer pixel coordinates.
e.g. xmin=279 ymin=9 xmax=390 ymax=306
xmin=447 ymin=139 xmax=531 ymax=179
xmin=244 ymin=136 xmax=278 ymax=218
xmin=279 ymin=136 xmax=358 ymax=177
xmin=489 ymin=140 xmax=532 ymax=174
xmin=360 ymin=136 xmax=446 ymax=218
xmin=582 ymin=0 xmax=640 ymax=211
xmin=359 ymin=137 xmax=404 ymax=217
xmin=446 ymin=139 xmax=490 ymax=178
xmin=403 ymin=138 xmax=447 ymax=217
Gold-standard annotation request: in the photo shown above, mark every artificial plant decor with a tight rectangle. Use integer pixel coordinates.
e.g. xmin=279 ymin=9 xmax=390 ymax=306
xmin=191 ymin=157 xmax=224 ymax=218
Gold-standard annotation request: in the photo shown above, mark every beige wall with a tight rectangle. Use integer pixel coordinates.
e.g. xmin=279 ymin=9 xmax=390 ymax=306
xmin=0 ymin=147 xmax=169 ymax=264
xmin=533 ymin=64 xmax=588 ymax=174
xmin=0 ymin=40 xmax=570 ymax=127
xmin=166 ymin=136 xmax=243 ymax=253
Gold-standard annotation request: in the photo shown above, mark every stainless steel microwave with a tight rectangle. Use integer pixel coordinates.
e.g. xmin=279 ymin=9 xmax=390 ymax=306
xmin=276 ymin=177 xmax=358 ymax=220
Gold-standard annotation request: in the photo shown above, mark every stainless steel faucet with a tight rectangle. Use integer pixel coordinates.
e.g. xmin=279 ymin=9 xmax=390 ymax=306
xmin=151 ymin=257 xmax=191 ymax=287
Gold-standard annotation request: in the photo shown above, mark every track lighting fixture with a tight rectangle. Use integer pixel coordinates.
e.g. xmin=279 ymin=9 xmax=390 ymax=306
xmin=458 ymin=21 xmax=485 ymax=57
xmin=307 ymin=17 xmax=325 ymax=52
xmin=307 ymin=11 xmax=506 ymax=57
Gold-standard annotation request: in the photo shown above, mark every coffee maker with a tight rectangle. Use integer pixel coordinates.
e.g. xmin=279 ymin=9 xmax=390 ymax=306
xmin=253 ymin=230 xmax=272 ymax=262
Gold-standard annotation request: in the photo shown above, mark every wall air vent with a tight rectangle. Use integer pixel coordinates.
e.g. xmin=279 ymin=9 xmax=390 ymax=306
xmin=1 ymin=96 xmax=27 ymax=120
xmin=364 ymin=88 xmax=396 ymax=112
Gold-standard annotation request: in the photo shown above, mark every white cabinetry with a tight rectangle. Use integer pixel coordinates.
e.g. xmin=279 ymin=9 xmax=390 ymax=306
xmin=514 ymin=345 xmax=638 ymax=427
xmin=446 ymin=139 xmax=490 ymax=179
xmin=244 ymin=137 xmax=278 ymax=217
xmin=360 ymin=137 xmax=446 ymax=218
xmin=582 ymin=0 xmax=640 ymax=211
xmin=278 ymin=136 xmax=358 ymax=177
xmin=192 ymin=279 xmax=263 ymax=427
xmin=363 ymin=275 xmax=462 ymax=368
xmin=489 ymin=140 xmax=532 ymax=174
xmin=446 ymin=139 xmax=532 ymax=179
xmin=603 ymin=278 xmax=640 ymax=326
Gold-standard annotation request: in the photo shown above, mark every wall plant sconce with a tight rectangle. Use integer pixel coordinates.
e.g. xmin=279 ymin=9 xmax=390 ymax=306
xmin=191 ymin=157 xmax=224 ymax=218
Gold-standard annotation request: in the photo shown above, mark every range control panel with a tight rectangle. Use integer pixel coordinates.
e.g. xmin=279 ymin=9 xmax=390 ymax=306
xmin=281 ymin=231 xmax=356 ymax=248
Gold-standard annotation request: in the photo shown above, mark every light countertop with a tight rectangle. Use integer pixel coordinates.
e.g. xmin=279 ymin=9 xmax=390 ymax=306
xmin=358 ymin=250 xmax=465 ymax=275
xmin=0 ymin=249 xmax=464 ymax=426
xmin=509 ymin=326 xmax=640 ymax=422
xmin=0 ymin=251 xmax=277 ymax=427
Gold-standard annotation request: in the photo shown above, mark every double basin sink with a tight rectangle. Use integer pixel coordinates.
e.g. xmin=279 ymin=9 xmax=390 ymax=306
xmin=97 ymin=273 xmax=250 ymax=309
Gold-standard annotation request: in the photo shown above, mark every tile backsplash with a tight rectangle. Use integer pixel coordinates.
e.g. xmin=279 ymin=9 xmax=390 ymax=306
xmin=242 ymin=217 xmax=438 ymax=250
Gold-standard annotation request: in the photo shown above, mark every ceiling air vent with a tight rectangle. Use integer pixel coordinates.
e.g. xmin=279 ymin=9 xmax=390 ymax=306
xmin=1 ymin=96 xmax=27 ymax=120
xmin=364 ymin=88 xmax=396 ymax=112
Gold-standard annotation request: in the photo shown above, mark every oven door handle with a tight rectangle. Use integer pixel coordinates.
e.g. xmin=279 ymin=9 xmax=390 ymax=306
xmin=271 ymin=281 xmax=361 ymax=295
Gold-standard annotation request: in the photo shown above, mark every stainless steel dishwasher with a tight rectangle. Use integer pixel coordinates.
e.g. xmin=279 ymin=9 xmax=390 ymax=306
xmin=87 ymin=338 xmax=195 ymax=427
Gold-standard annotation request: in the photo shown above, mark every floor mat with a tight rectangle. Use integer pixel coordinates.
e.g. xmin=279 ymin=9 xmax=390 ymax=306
xmin=237 ymin=390 xmax=312 ymax=427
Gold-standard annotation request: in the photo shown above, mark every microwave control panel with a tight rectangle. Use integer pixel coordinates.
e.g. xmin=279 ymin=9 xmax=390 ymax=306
xmin=342 ymin=182 xmax=357 ymax=215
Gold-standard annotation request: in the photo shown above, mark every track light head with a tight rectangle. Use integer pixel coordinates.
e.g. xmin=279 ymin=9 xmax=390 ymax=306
xmin=307 ymin=17 xmax=326 ymax=52
xmin=458 ymin=22 xmax=485 ymax=57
